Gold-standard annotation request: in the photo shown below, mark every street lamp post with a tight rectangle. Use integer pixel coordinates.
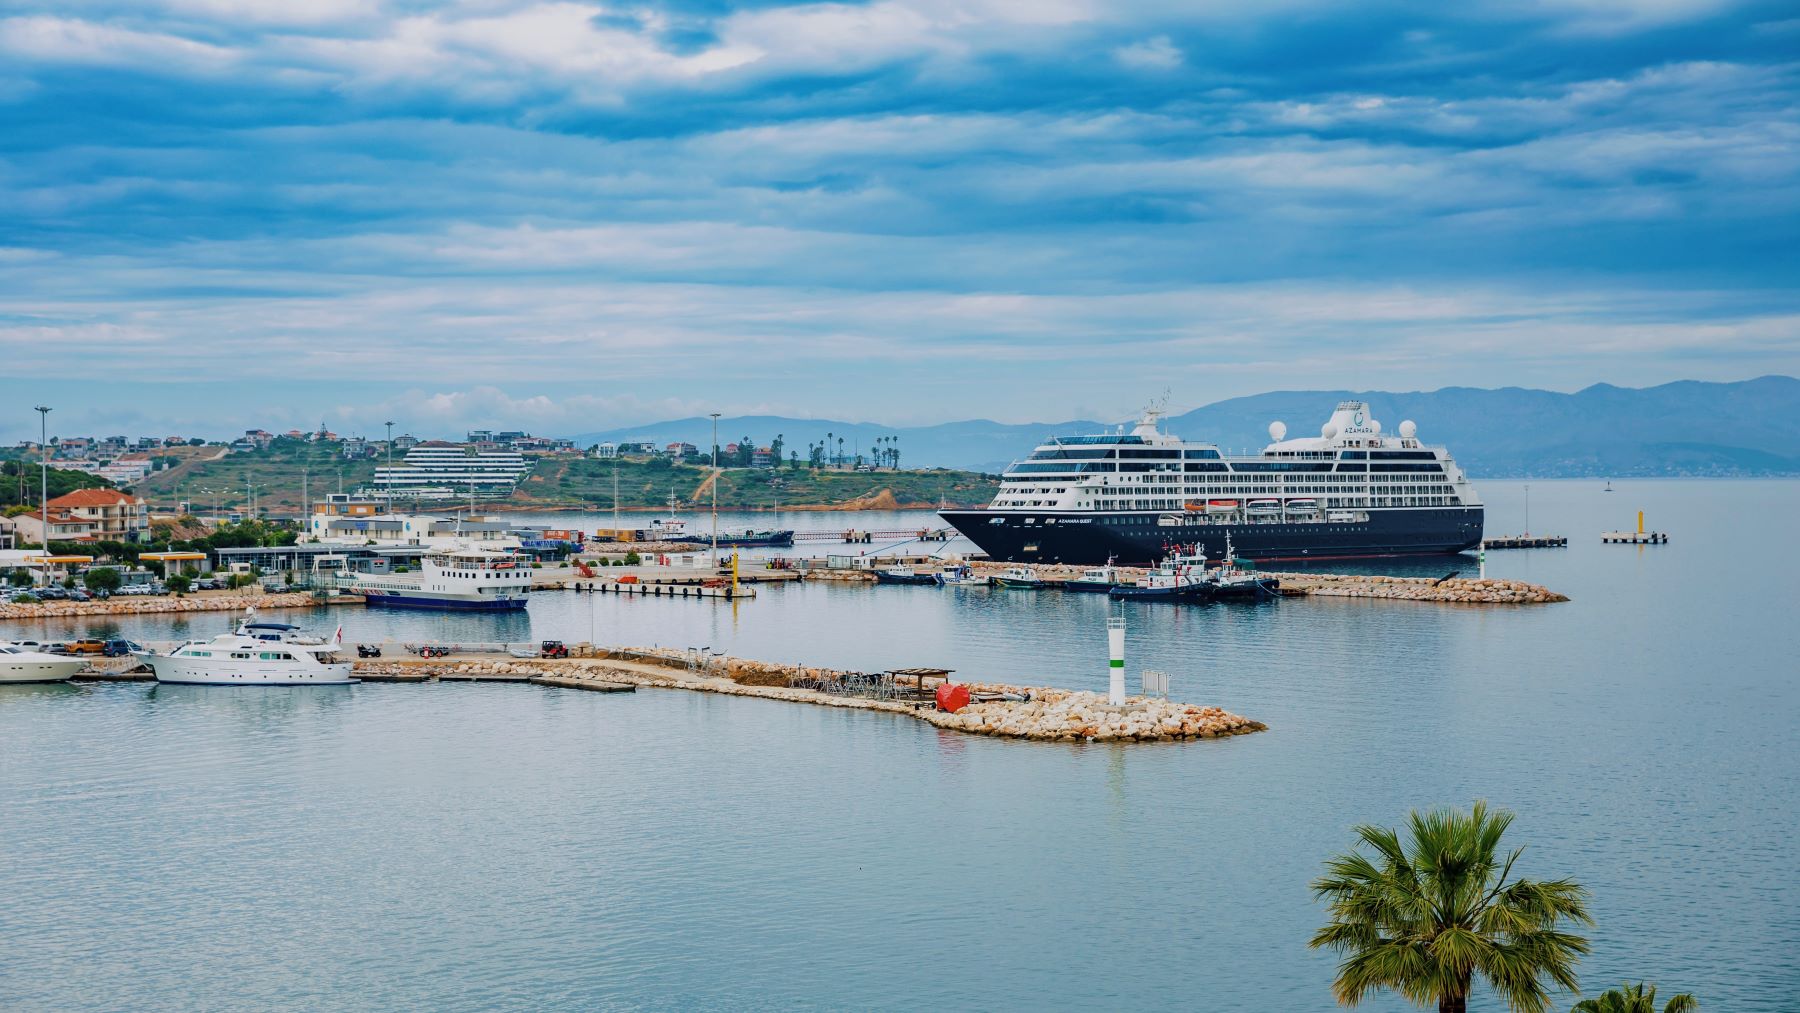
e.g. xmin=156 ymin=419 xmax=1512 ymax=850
xmin=33 ymin=405 xmax=50 ymax=586
xmin=709 ymin=412 xmax=722 ymax=568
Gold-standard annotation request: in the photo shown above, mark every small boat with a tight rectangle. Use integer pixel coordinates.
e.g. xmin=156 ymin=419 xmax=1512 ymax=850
xmin=1603 ymin=481 xmax=1614 ymax=492
xmin=991 ymin=565 xmax=1046 ymax=589
xmin=139 ymin=614 xmax=354 ymax=686
xmin=1205 ymin=499 xmax=1239 ymax=514
xmin=0 ymin=643 xmax=85 ymax=683
xmin=1108 ymin=549 xmax=1210 ymax=601
xmin=1247 ymin=499 xmax=1282 ymax=515
xmin=941 ymin=565 xmax=988 ymax=587
xmin=1284 ymin=498 xmax=1319 ymax=515
xmin=340 ymin=545 xmax=531 ymax=611
xmin=874 ymin=565 xmax=943 ymax=586
xmin=1206 ymin=536 xmax=1281 ymax=601
xmin=1063 ymin=557 xmax=1122 ymax=592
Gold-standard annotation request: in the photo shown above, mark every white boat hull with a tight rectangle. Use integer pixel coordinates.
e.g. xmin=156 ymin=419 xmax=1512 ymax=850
xmin=143 ymin=654 xmax=355 ymax=686
xmin=0 ymin=657 xmax=85 ymax=683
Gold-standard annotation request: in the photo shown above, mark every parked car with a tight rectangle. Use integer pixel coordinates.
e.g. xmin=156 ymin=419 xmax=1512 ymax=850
xmin=38 ymin=587 xmax=68 ymax=600
xmin=102 ymin=639 xmax=146 ymax=658
xmin=66 ymin=589 xmax=91 ymax=602
xmin=64 ymin=639 xmax=107 ymax=656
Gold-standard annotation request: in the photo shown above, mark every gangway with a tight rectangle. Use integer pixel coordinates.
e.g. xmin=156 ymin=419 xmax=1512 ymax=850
xmin=791 ymin=528 xmax=958 ymax=544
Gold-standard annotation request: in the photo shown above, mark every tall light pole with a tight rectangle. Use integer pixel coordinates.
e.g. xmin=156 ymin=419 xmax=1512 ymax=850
xmin=33 ymin=405 xmax=50 ymax=586
xmin=385 ymin=420 xmax=395 ymax=473
xmin=709 ymin=412 xmax=721 ymax=568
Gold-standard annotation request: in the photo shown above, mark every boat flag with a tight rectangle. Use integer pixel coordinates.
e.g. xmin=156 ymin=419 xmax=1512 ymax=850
xmin=334 ymin=625 xmax=343 ymax=646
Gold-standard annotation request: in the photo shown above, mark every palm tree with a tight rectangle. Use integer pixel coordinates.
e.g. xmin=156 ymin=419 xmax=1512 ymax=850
xmin=1310 ymin=801 xmax=1592 ymax=1013
xmin=1572 ymin=983 xmax=1697 ymax=1013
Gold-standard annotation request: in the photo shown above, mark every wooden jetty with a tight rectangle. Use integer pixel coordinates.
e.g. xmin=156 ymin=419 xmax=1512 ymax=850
xmin=1483 ymin=535 xmax=1567 ymax=549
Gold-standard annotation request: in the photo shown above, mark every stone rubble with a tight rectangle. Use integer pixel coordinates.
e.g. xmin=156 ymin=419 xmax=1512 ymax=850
xmin=0 ymin=591 xmax=354 ymax=621
xmin=351 ymin=647 xmax=1266 ymax=744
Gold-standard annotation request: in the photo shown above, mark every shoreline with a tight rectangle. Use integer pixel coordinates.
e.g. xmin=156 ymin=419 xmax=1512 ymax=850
xmin=0 ymin=591 xmax=362 ymax=621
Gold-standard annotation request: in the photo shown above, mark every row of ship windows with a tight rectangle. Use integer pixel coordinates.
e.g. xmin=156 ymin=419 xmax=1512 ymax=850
xmin=189 ymin=651 xmax=297 ymax=661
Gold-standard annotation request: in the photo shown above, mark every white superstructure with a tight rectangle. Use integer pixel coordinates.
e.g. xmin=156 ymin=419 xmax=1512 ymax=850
xmin=987 ymin=403 xmax=1480 ymax=515
xmin=338 ymin=546 xmax=532 ymax=610
xmin=140 ymin=618 xmax=354 ymax=685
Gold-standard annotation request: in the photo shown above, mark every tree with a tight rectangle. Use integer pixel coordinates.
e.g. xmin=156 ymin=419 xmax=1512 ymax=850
xmin=1310 ymin=801 xmax=1591 ymax=1013
xmin=771 ymin=434 xmax=784 ymax=467
xmin=166 ymin=574 xmax=192 ymax=595
xmin=836 ymin=436 xmax=845 ymax=468
xmin=1572 ymin=984 xmax=1698 ymax=1013
xmin=83 ymin=566 xmax=123 ymax=594
xmin=789 ymin=450 xmax=799 ymax=470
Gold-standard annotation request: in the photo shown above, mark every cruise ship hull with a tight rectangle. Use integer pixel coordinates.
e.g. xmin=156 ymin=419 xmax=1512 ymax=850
xmin=361 ymin=592 xmax=529 ymax=611
xmin=940 ymin=507 xmax=1484 ymax=566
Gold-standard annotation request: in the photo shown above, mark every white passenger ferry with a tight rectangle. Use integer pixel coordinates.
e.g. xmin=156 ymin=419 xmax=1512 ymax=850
xmin=941 ymin=401 xmax=1484 ymax=565
xmin=339 ymin=546 xmax=531 ymax=611
xmin=140 ymin=618 xmax=354 ymax=685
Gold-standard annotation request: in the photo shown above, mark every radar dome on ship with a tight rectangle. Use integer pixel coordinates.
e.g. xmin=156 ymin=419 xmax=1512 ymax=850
xmin=1399 ymin=419 xmax=1417 ymax=439
xmin=1322 ymin=423 xmax=1337 ymax=439
xmin=1269 ymin=421 xmax=1287 ymax=442
xmin=1371 ymin=419 xmax=1382 ymax=434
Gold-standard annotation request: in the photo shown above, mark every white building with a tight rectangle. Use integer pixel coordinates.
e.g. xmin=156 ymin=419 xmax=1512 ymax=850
xmin=370 ymin=442 xmax=532 ymax=501
xmin=592 ymin=442 xmax=618 ymax=459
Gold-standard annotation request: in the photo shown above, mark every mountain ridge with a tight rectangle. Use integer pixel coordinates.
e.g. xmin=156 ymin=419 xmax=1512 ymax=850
xmin=570 ymin=376 xmax=1800 ymax=477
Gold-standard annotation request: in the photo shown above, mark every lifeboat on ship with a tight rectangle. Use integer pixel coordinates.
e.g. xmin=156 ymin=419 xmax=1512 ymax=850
xmin=1205 ymin=500 xmax=1239 ymax=514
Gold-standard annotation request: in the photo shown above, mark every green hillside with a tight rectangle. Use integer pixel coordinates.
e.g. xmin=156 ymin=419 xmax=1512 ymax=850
xmin=0 ymin=462 xmax=115 ymax=511
xmin=520 ymin=457 xmax=997 ymax=510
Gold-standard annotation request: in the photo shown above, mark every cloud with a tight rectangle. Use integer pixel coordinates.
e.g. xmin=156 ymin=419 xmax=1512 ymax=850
xmin=0 ymin=0 xmax=1795 ymax=438
xmin=1114 ymin=35 xmax=1181 ymax=70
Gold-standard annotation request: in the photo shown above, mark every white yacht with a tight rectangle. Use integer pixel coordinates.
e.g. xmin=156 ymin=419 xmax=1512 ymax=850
xmin=139 ymin=618 xmax=354 ymax=686
xmin=338 ymin=545 xmax=531 ymax=611
xmin=0 ymin=643 xmax=85 ymax=683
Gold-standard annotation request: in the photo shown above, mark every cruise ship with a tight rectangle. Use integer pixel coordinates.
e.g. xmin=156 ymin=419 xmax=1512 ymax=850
xmin=339 ymin=546 xmax=531 ymax=611
xmin=939 ymin=402 xmax=1483 ymax=565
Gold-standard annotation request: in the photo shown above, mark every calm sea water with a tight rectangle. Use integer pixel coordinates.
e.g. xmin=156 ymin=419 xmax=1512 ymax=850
xmin=3 ymin=480 xmax=1796 ymax=1010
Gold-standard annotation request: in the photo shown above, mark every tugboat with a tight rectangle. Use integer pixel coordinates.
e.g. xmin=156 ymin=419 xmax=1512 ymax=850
xmin=991 ymin=565 xmax=1047 ymax=589
xmin=1108 ymin=547 xmax=1211 ymax=601
xmin=874 ymin=564 xmax=943 ymax=586
xmin=1206 ymin=536 xmax=1281 ymax=601
xmin=1063 ymin=557 xmax=1123 ymax=593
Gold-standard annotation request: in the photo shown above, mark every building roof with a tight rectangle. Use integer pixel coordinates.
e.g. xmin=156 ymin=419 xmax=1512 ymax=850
xmin=49 ymin=488 xmax=143 ymax=509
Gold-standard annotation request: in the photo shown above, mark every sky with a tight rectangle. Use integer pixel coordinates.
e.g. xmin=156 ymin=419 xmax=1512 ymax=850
xmin=1 ymin=0 xmax=1797 ymax=441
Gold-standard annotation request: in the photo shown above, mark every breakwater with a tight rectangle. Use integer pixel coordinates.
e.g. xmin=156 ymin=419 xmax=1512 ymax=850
xmin=0 ymin=591 xmax=363 ymax=621
xmin=348 ymin=646 xmax=1265 ymax=744
xmin=962 ymin=561 xmax=1565 ymax=604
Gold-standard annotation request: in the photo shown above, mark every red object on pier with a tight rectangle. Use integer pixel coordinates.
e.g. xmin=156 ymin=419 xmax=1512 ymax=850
xmin=935 ymin=682 xmax=971 ymax=713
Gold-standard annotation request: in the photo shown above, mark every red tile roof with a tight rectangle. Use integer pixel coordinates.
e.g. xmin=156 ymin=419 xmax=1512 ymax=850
xmin=47 ymin=488 xmax=143 ymax=509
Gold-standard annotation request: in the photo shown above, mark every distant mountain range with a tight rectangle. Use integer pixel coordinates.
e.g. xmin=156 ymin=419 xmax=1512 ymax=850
xmin=572 ymin=376 xmax=1800 ymax=478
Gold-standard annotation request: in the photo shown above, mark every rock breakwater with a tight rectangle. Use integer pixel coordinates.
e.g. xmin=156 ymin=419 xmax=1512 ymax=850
xmin=367 ymin=647 xmax=1265 ymax=744
xmin=0 ymin=591 xmax=358 ymax=621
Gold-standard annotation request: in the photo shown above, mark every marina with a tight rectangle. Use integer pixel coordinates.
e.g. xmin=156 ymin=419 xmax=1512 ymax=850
xmin=1 ymin=479 xmax=1793 ymax=1011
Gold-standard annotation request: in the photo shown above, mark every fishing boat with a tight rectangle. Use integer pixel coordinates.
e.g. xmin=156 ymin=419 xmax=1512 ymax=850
xmin=1062 ymin=557 xmax=1123 ymax=592
xmin=941 ymin=564 xmax=988 ymax=587
xmin=991 ymin=565 xmax=1046 ymax=589
xmin=138 ymin=615 xmax=354 ymax=686
xmin=874 ymin=565 xmax=943 ymax=586
xmin=1108 ymin=549 xmax=1211 ymax=601
xmin=0 ymin=643 xmax=85 ymax=683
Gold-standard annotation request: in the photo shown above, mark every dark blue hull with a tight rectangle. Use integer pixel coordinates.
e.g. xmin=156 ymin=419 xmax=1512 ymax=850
xmin=362 ymin=593 xmax=529 ymax=612
xmin=1061 ymin=580 xmax=1118 ymax=593
xmin=941 ymin=506 xmax=1483 ymax=567
xmin=1108 ymin=583 xmax=1211 ymax=601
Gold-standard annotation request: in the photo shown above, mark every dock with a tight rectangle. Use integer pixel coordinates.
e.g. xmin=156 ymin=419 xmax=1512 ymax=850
xmin=1603 ymin=510 xmax=1668 ymax=545
xmin=1483 ymin=535 xmax=1567 ymax=549
xmin=1603 ymin=531 xmax=1669 ymax=544
xmin=588 ymin=581 xmax=756 ymax=599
